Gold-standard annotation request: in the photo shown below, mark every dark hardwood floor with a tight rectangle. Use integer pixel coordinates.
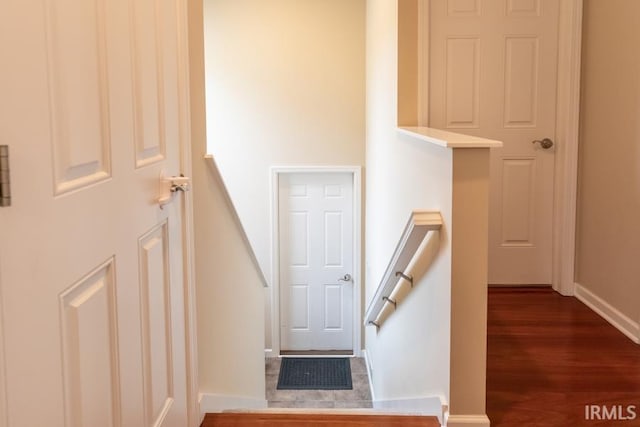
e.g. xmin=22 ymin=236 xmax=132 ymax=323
xmin=201 ymin=413 xmax=439 ymax=427
xmin=487 ymin=287 xmax=640 ymax=426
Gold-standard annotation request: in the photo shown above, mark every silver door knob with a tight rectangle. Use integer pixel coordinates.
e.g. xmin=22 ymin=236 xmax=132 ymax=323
xmin=532 ymin=138 xmax=554 ymax=149
xmin=338 ymin=274 xmax=352 ymax=283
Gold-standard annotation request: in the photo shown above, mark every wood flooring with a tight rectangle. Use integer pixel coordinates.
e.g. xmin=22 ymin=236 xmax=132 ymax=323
xmin=202 ymin=287 xmax=640 ymax=426
xmin=200 ymin=413 xmax=439 ymax=427
xmin=487 ymin=287 xmax=640 ymax=427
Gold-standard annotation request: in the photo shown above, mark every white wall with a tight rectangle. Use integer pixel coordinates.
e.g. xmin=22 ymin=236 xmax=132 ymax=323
xmin=189 ymin=0 xmax=266 ymax=411
xmin=365 ymin=0 xmax=451 ymax=404
xmin=576 ymin=0 xmax=640 ymax=326
xmin=202 ymin=0 xmax=365 ymax=276
xmin=203 ymin=0 xmax=366 ymax=349
xmin=193 ymin=157 xmax=267 ymax=406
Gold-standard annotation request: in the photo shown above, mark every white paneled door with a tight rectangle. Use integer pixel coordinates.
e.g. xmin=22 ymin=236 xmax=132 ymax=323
xmin=0 ymin=0 xmax=190 ymax=426
xmin=279 ymin=173 xmax=354 ymax=351
xmin=429 ymin=0 xmax=560 ymax=284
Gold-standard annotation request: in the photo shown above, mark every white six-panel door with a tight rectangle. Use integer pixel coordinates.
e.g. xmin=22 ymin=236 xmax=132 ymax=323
xmin=279 ymin=173 xmax=354 ymax=351
xmin=0 ymin=0 xmax=190 ymax=426
xmin=429 ymin=0 xmax=560 ymax=284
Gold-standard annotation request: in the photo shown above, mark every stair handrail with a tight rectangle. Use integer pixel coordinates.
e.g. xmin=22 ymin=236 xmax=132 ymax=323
xmin=364 ymin=210 xmax=442 ymax=327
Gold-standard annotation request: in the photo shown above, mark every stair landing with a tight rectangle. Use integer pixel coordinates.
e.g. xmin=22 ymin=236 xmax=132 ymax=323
xmin=266 ymin=357 xmax=372 ymax=409
xmin=201 ymin=412 xmax=440 ymax=426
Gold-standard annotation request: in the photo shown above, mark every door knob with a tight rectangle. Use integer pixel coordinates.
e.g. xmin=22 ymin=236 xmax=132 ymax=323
xmin=338 ymin=274 xmax=352 ymax=283
xmin=532 ymin=138 xmax=554 ymax=149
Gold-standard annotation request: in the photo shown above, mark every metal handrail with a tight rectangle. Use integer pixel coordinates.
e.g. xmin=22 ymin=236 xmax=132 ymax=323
xmin=363 ymin=211 xmax=442 ymax=327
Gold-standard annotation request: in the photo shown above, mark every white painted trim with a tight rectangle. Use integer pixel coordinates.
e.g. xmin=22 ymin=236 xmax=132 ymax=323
xmin=445 ymin=414 xmax=490 ymax=427
xmin=228 ymin=407 xmax=443 ymax=416
xmin=353 ymin=169 xmax=363 ymax=358
xmin=269 ymin=169 xmax=282 ymax=357
xmin=363 ymin=350 xmax=447 ymax=424
xmin=362 ymin=349 xmax=375 ymax=401
xmin=176 ymin=0 xmax=200 ymax=425
xmin=398 ymin=127 xmax=503 ymax=148
xmin=419 ymin=0 xmax=583 ymax=292
xmin=373 ymin=396 xmax=447 ymax=425
xmin=270 ymin=166 xmax=363 ymax=358
xmin=199 ymin=393 xmax=268 ymax=414
xmin=205 ymin=155 xmax=268 ymax=287
xmin=0 ymin=262 xmax=8 ymax=427
xmin=574 ymin=283 xmax=640 ymax=344
xmin=552 ymin=0 xmax=583 ymax=296
xmin=417 ymin=0 xmax=430 ymax=126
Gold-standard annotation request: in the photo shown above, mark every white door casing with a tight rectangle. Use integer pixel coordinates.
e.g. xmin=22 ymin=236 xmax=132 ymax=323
xmin=275 ymin=170 xmax=361 ymax=353
xmin=0 ymin=0 xmax=193 ymax=425
xmin=0 ymin=256 xmax=6 ymax=427
xmin=429 ymin=0 xmax=560 ymax=284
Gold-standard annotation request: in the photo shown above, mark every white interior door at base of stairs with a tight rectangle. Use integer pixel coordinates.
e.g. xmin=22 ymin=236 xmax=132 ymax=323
xmin=279 ymin=173 xmax=354 ymax=352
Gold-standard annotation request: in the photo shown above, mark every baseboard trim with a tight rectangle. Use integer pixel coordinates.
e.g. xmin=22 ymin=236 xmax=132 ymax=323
xmin=373 ymin=396 xmax=447 ymax=425
xmin=362 ymin=349 xmax=375 ymax=401
xmin=199 ymin=393 xmax=268 ymax=415
xmin=574 ymin=282 xmax=640 ymax=344
xmin=362 ymin=349 xmax=447 ymax=424
xmin=264 ymin=348 xmax=275 ymax=358
xmin=445 ymin=414 xmax=490 ymax=427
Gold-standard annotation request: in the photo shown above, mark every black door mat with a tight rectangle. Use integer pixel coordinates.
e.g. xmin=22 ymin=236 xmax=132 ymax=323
xmin=277 ymin=357 xmax=352 ymax=390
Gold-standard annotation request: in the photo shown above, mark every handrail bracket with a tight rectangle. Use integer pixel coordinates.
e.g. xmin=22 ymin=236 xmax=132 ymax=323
xmin=382 ymin=296 xmax=397 ymax=309
xmin=395 ymin=271 xmax=413 ymax=287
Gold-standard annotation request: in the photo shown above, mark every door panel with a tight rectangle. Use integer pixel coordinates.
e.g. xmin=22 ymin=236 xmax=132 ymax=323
xmin=445 ymin=37 xmax=480 ymax=128
xmin=429 ymin=0 xmax=559 ymax=284
xmin=139 ymin=222 xmax=176 ymax=426
xmin=290 ymin=285 xmax=311 ymax=330
xmin=279 ymin=173 xmax=354 ymax=351
xmin=506 ymin=0 xmax=541 ymax=17
xmin=0 ymin=0 xmax=189 ymax=425
xmin=132 ymin=0 xmax=166 ymax=167
xmin=501 ymin=158 xmax=536 ymax=245
xmin=324 ymin=212 xmax=344 ymax=266
xmin=447 ymin=0 xmax=481 ymax=17
xmin=46 ymin=0 xmax=112 ymax=195
xmin=324 ymin=285 xmax=344 ymax=329
xmin=503 ymin=37 xmax=539 ymax=127
xmin=59 ymin=259 xmax=120 ymax=427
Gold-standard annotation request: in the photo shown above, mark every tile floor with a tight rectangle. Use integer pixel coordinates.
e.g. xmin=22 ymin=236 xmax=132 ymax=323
xmin=266 ymin=357 xmax=373 ymax=409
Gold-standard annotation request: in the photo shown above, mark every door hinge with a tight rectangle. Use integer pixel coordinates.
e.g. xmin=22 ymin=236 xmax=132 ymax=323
xmin=0 ymin=145 xmax=10 ymax=207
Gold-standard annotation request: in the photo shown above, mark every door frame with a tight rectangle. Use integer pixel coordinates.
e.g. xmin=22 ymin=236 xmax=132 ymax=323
xmin=270 ymin=166 xmax=362 ymax=357
xmin=0 ymin=260 xmax=6 ymax=427
xmin=176 ymin=0 xmax=199 ymax=424
xmin=418 ymin=0 xmax=583 ymax=295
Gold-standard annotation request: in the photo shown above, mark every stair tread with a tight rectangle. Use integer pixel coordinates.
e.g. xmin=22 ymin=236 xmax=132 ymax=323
xmin=202 ymin=412 xmax=440 ymax=426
